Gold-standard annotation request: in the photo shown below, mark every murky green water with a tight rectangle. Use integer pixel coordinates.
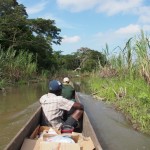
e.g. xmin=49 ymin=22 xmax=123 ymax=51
xmin=0 ymin=82 xmax=47 ymax=150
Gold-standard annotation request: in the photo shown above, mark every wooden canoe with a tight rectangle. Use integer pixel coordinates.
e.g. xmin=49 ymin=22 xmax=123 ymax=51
xmin=4 ymin=96 xmax=102 ymax=150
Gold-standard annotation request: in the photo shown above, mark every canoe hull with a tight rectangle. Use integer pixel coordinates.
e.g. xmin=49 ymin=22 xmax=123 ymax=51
xmin=4 ymin=107 xmax=42 ymax=150
xmin=5 ymin=93 xmax=102 ymax=150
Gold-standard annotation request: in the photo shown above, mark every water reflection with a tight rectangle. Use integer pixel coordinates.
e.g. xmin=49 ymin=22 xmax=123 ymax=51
xmin=0 ymin=82 xmax=47 ymax=149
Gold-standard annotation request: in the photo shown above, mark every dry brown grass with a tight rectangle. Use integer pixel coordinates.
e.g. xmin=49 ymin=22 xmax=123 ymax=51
xmin=99 ymin=66 xmax=118 ymax=78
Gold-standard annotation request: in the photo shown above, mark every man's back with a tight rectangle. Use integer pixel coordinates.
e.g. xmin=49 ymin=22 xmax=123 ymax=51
xmin=40 ymin=93 xmax=74 ymax=128
xmin=61 ymin=84 xmax=75 ymax=101
xmin=39 ymin=79 xmax=83 ymax=130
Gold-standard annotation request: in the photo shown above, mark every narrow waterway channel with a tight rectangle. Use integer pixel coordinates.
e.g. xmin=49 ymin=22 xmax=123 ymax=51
xmin=0 ymin=80 xmax=150 ymax=150
xmin=77 ymin=92 xmax=150 ymax=150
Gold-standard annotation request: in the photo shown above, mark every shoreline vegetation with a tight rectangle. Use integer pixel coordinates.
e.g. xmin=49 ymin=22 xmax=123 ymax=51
xmin=0 ymin=0 xmax=149 ymax=135
xmin=1 ymin=31 xmax=150 ymax=135
xmin=87 ymin=74 xmax=150 ymax=135
xmin=0 ymin=48 xmax=37 ymax=88
xmin=86 ymin=31 xmax=150 ymax=135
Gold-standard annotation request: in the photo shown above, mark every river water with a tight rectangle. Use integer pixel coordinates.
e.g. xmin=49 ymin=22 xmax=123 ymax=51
xmin=0 ymin=82 xmax=46 ymax=149
xmin=0 ymin=80 xmax=150 ymax=150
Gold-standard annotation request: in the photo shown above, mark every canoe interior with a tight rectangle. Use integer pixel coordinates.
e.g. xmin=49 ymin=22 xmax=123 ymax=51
xmin=5 ymin=108 xmax=102 ymax=150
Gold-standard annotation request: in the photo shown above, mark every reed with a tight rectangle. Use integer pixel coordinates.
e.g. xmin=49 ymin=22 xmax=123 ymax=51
xmin=87 ymin=30 xmax=150 ymax=134
xmin=134 ymin=30 xmax=150 ymax=84
xmin=0 ymin=48 xmax=37 ymax=84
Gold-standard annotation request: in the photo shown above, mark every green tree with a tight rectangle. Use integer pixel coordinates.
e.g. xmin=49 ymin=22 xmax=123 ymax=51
xmin=55 ymin=48 xmax=107 ymax=72
xmin=0 ymin=0 xmax=62 ymax=71
xmin=61 ymin=54 xmax=80 ymax=70
xmin=74 ymin=47 xmax=107 ymax=71
xmin=0 ymin=0 xmax=28 ymax=49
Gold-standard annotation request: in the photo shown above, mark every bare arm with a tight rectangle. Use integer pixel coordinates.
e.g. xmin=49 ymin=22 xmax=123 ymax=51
xmin=72 ymin=102 xmax=84 ymax=110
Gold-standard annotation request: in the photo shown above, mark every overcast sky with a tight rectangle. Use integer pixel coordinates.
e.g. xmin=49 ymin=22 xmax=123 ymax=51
xmin=17 ymin=0 xmax=150 ymax=54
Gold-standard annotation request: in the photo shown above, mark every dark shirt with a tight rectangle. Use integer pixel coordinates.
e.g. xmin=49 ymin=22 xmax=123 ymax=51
xmin=61 ymin=84 xmax=76 ymax=101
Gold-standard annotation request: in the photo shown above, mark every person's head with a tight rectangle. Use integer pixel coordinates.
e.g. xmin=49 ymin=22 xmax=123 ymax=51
xmin=49 ymin=80 xmax=62 ymax=95
xmin=63 ymin=77 xmax=70 ymax=84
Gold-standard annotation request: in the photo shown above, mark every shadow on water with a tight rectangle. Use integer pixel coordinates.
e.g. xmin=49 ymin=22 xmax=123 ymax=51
xmin=74 ymin=80 xmax=150 ymax=150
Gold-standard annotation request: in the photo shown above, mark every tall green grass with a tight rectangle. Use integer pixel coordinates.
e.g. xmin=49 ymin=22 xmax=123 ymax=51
xmin=87 ymin=30 xmax=150 ymax=134
xmin=0 ymin=48 xmax=37 ymax=85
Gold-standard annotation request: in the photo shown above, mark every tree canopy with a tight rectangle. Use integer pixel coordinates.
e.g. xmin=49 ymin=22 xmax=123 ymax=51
xmin=0 ymin=0 xmax=107 ymax=73
xmin=0 ymin=0 xmax=62 ymax=71
xmin=74 ymin=47 xmax=107 ymax=71
xmin=54 ymin=47 xmax=107 ymax=72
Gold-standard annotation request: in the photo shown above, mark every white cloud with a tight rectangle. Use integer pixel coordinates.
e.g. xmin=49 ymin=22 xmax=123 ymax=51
xmin=41 ymin=14 xmax=75 ymax=29
xmin=143 ymin=25 xmax=150 ymax=31
xmin=57 ymin=0 xmax=143 ymax=15
xmin=94 ymin=30 xmax=123 ymax=48
xmin=135 ymin=6 xmax=150 ymax=24
xmin=57 ymin=0 xmax=99 ymax=12
xmin=26 ymin=1 xmax=48 ymax=14
xmin=97 ymin=0 xmax=142 ymax=16
xmin=62 ymin=35 xmax=80 ymax=43
xmin=94 ymin=23 xmax=150 ymax=51
xmin=115 ymin=24 xmax=141 ymax=35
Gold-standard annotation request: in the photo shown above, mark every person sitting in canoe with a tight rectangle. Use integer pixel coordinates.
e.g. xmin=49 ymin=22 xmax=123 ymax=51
xmin=61 ymin=77 xmax=77 ymax=121
xmin=39 ymin=80 xmax=83 ymax=130
xmin=61 ymin=77 xmax=76 ymax=102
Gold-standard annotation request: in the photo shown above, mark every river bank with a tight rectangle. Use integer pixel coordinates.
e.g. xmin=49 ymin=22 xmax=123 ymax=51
xmin=87 ymin=74 xmax=150 ymax=135
xmin=78 ymin=92 xmax=150 ymax=150
xmin=1 ymin=81 xmax=150 ymax=150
